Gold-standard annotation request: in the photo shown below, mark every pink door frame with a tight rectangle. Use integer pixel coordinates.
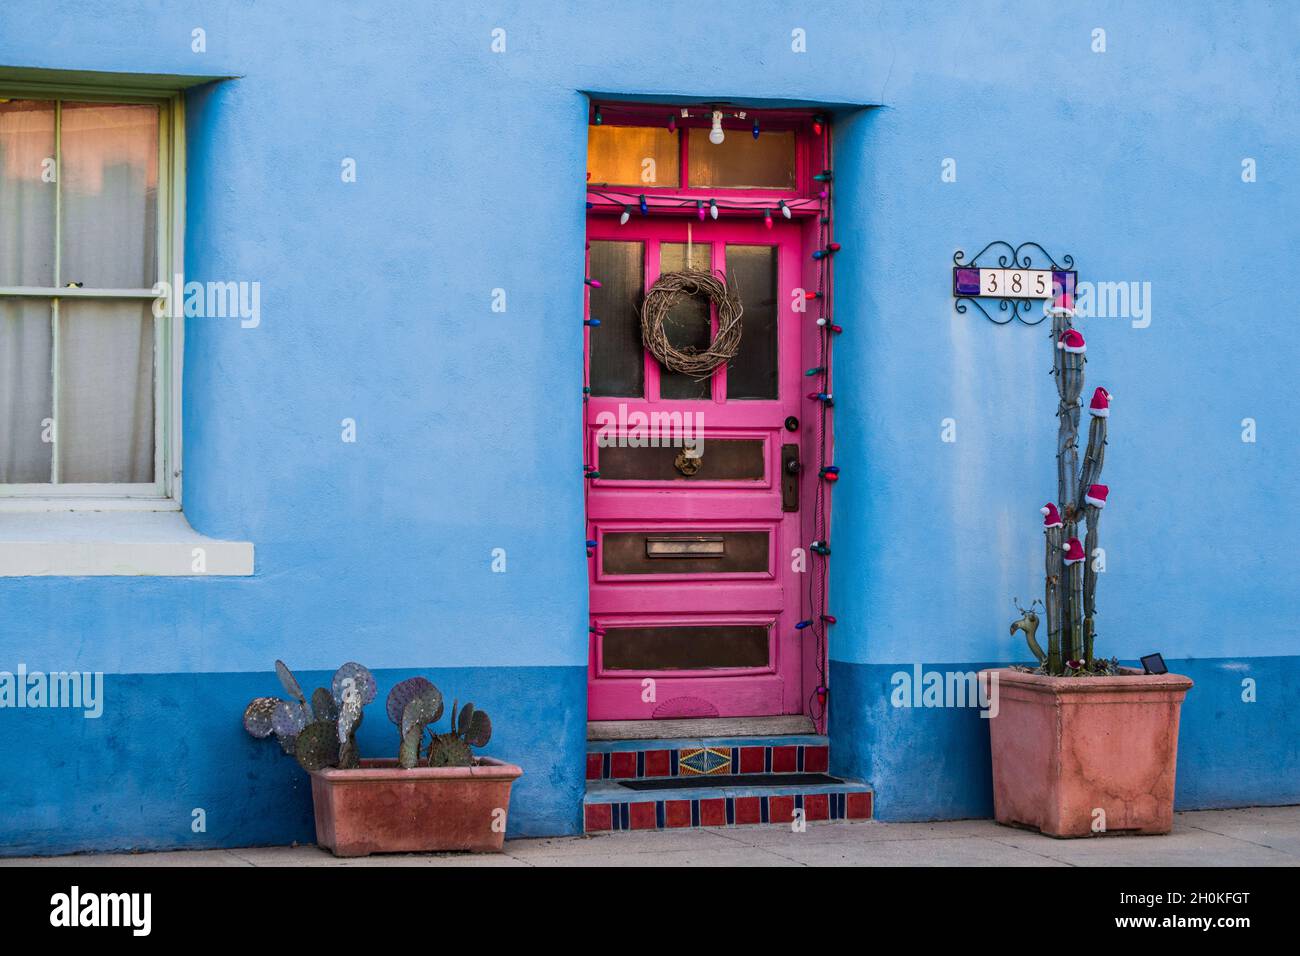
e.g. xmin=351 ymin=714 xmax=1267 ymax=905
xmin=582 ymin=102 xmax=826 ymax=723
xmin=585 ymin=214 xmax=824 ymax=721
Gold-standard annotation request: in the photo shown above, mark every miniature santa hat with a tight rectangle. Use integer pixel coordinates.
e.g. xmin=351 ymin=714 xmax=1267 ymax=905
xmin=1040 ymin=502 xmax=1063 ymax=529
xmin=1084 ymin=484 xmax=1109 ymax=509
xmin=1062 ymin=537 xmax=1086 ymax=565
xmin=1057 ymin=329 xmax=1086 ymax=354
xmin=1089 ymin=386 xmax=1111 ymax=417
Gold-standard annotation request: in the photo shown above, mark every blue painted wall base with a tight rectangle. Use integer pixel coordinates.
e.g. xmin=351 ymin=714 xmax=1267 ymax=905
xmin=0 ymin=666 xmax=586 ymax=857
xmin=829 ymin=657 xmax=1300 ymax=822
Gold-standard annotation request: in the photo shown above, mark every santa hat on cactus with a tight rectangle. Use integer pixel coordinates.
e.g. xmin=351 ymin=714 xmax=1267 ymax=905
xmin=1062 ymin=537 xmax=1086 ymax=565
xmin=1040 ymin=502 xmax=1063 ymax=529
xmin=1057 ymin=329 xmax=1086 ymax=354
xmin=1089 ymin=386 xmax=1111 ymax=417
xmin=1085 ymin=484 xmax=1109 ymax=509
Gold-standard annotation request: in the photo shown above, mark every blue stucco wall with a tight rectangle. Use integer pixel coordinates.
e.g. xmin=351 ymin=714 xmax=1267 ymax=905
xmin=1 ymin=1 xmax=1296 ymax=852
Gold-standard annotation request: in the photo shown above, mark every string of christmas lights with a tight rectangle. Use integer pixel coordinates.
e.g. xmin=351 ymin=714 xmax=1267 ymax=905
xmin=805 ymin=129 xmax=836 ymax=722
xmin=586 ymin=189 xmax=823 ymax=228
xmin=581 ymin=114 xmax=839 ymax=729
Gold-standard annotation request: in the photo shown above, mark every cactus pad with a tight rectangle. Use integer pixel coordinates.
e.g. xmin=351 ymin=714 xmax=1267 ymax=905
xmin=294 ymin=719 xmax=340 ymax=772
xmin=274 ymin=659 xmax=306 ymax=705
xmin=336 ymin=688 xmax=364 ymax=769
xmin=271 ymin=699 xmax=311 ymax=739
xmin=311 ymin=687 xmax=337 ymax=722
xmin=386 ymin=676 xmax=441 ymax=726
xmin=464 ymin=709 xmax=492 ymax=749
xmin=397 ymin=689 xmax=442 ymax=769
xmin=331 ymin=662 xmax=376 ymax=707
xmin=427 ymin=732 xmax=474 ymax=768
xmin=242 ymin=696 xmax=280 ymax=738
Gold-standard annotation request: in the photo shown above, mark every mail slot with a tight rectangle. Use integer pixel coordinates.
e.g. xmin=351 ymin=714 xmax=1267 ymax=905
xmin=645 ymin=536 xmax=725 ymax=558
xmin=602 ymin=531 xmax=769 ymax=574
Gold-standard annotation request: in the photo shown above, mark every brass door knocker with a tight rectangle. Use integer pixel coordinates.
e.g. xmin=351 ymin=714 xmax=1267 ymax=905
xmin=674 ymin=449 xmax=703 ymax=476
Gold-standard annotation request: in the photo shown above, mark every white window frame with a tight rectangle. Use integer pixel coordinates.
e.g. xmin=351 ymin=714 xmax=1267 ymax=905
xmin=0 ymin=85 xmax=184 ymax=512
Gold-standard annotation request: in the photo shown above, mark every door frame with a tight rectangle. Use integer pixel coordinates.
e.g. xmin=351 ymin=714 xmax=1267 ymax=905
xmin=582 ymin=103 xmax=834 ymax=730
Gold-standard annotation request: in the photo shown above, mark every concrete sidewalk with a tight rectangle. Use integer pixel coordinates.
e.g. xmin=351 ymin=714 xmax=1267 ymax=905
xmin=4 ymin=806 xmax=1298 ymax=867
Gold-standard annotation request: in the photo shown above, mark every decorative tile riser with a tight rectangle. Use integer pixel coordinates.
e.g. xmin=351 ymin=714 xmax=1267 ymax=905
xmin=587 ymin=744 xmax=830 ymax=781
xmin=584 ymin=791 xmax=872 ymax=832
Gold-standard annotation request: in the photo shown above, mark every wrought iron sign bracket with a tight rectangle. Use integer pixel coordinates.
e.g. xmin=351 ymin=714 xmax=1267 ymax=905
xmin=952 ymin=241 xmax=1076 ymax=326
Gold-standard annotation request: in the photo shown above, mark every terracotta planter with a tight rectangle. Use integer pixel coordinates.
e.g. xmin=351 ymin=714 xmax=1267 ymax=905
xmin=984 ymin=668 xmax=1192 ymax=838
xmin=309 ymin=757 xmax=523 ymax=856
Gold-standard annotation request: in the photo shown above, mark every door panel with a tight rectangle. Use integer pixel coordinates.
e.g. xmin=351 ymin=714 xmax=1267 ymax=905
xmin=586 ymin=218 xmax=804 ymax=720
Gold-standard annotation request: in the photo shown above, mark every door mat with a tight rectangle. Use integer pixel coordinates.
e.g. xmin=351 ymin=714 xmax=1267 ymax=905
xmin=617 ymin=772 xmax=844 ymax=791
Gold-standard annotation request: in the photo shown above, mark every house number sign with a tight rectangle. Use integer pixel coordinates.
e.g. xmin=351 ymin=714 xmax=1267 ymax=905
xmin=952 ymin=267 xmax=1073 ymax=300
xmin=952 ymin=241 xmax=1077 ymax=326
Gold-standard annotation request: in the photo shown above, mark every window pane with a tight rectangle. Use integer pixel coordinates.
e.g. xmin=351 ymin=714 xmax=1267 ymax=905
xmin=0 ymin=100 xmax=56 ymax=286
xmin=658 ymin=243 xmax=712 ymax=400
xmin=587 ymin=125 xmax=679 ymax=188
xmin=725 ymin=245 xmax=778 ymax=399
xmin=57 ymin=300 xmax=154 ymax=483
xmin=0 ymin=299 xmax=53 ymax=482
xmin=61 ymin=102 xmax=159 ymax=289
xmin=688 ymin=128 xmax=796 ymax=189
xmin=588 ymin=240 xmax=644 ymax=398
xmin=603 ymin=625 xmax=770 ymax=670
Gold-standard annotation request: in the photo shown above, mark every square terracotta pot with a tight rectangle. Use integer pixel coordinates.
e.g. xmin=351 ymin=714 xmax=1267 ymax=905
xmin=310 ymin=757 xmax=523 ymax=856
xmin=984 ymin=668 xmax=1192 ymax=838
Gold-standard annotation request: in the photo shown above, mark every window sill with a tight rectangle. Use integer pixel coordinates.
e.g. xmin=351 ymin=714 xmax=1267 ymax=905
xmin=0 ymin=511 xmax=254 ymax=577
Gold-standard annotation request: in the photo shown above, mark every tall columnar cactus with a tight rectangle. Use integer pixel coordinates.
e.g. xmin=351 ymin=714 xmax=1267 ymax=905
xmin=1027 ymin=304 xmax=1111 ymax=675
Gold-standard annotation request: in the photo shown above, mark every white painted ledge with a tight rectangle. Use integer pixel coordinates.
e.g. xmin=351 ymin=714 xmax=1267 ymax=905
xmin=0 ymin=511 xmax=254 ymax=577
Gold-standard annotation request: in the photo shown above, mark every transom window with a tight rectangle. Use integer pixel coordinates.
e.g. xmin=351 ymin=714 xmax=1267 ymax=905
xmin=586 ymin=107 xmax=806 ymax=191
xmin=0 ymin=93 xmax=181 ymax=504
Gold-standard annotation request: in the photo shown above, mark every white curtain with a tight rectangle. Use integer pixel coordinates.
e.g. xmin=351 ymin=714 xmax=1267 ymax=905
xmin=0 ymin=100 xmax=157 ymax=485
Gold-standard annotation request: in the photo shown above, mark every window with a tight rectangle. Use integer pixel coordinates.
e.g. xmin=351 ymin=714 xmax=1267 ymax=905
xmin=0 ymin=92 xmax=182 ymax=506
xmin=586 ymin=110 xmax=803 ymax=193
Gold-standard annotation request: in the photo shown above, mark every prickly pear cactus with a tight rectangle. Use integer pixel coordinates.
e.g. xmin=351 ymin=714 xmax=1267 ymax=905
xmin=242 ymin=697 xmax=280 ymax=738
xmin=386 ymin=676 xmax=441 ymax=727
xmin=464 ymin=709 xmax=492 ymax=749
xmin=275 ymin=659 xmax=307 ymax=705
xmin=398 ymin=688 xmax=442 ymax=769
xmin=336 ymin=688 xmax=364 ymax=769
xmin=426 ymin=732 xmax=474 ymax=768
xmin=311 ymin=687 xmax=337 ymax=722
xmin=332 ymin=662 xmax=376 ymax=707
xmin=295 ymin=719 xmax=341 ymax=772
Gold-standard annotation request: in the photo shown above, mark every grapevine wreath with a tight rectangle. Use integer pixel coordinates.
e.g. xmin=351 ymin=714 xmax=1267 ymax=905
xmin=640 ymin=268 xmax=743 ymax=377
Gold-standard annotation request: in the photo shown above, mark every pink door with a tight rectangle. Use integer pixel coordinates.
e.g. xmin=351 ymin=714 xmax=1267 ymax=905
xmin=585 ymin=216 xmax=807 ymax=720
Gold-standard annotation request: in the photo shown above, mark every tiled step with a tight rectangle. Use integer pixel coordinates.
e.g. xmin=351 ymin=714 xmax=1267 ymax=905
xmin=584 ymin=775 xmax=872 ymax=832
xmin=586 ymin=734 xmax=830 ymax=781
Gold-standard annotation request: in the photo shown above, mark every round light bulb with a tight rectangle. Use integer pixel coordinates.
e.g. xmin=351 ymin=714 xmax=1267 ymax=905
xmin=709 ymin=110 xmax=725 ymax=145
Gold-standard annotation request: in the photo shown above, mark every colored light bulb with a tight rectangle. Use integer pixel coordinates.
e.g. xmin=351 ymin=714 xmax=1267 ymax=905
xmin=697 ymin=200 xmax=706 ymax=221
xmin=795 ymin=620 xmax=813 ymax=630
xmin=821 ymin=614 xmax=837 ymax=624
xmin=805 ymin=290 xmax=819 ymax=300
xmin=812 ymin=115 xmax=824 ymax=135
xmin=585 ymin=277 xmax=601 ymax=287
xmin=813 ymin=169 xmax=833 ymax=182
xmin=584 ymin=318 xmax=600 ymax=326
xmin=752 ymin=119 xmax=760 ymax=139
xmin=668 ymin=114 xmax=676 ymax=133
xmin=764 ymin=208 xmax=773 ymax=230
xmin=639 ymin=194 xmax=648 ymax=216
xmin=594 ymin=107 xmax=602 ymax=125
